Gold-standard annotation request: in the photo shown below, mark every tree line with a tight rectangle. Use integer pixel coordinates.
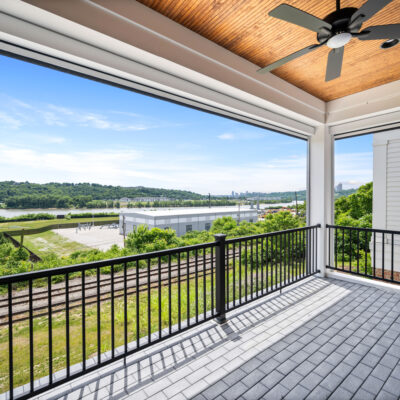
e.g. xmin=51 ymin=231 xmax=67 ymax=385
xmin=0 ymin=181 xmax=205 ymax=208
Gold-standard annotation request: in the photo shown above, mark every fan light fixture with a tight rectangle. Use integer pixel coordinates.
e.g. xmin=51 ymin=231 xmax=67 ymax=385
xmin=258 ymin=0 xmax=400 ymax=81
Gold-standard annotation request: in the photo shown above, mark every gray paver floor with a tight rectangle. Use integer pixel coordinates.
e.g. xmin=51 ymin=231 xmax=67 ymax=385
xmin=33 ymin=277 xmax=400 ymax=400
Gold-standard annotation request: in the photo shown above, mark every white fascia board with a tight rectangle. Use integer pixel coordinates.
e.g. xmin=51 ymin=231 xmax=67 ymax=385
xmin=326 ymin=79 xmax=400 ymax=136
xmin=0 ymin=0 xmax=323 ymax=134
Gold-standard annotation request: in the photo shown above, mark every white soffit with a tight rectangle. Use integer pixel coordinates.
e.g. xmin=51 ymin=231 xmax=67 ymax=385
xmin=0 ymin=0 xmax=325 ymax=138
xmin=327 ymin=80 xmax=400 ymax=137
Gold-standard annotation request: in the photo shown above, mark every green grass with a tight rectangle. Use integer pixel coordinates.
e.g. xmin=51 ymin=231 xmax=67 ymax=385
xmin=0 ymin=217 xmax=118 ymax=234
xmin=0 ymin=259 xmax=305 ymax=393
xmin=12 ymin=231 xmax=91 ymax=258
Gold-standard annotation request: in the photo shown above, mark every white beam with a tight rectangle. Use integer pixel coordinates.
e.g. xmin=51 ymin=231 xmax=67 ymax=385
xmin=309 ymin=126 xmax=334 ymax=276
xmin=326 ymin=80 xmax=400 ymax=129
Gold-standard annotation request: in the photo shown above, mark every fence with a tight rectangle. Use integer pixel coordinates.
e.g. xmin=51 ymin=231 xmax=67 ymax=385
xmin=0 ymin=225 xmax=320 ymax=399
xmin=326 ymin=224 xmax=400 ymax=284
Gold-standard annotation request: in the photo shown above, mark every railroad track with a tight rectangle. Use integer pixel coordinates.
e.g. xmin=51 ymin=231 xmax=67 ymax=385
xmin=0 ymin=249 xmax=250 ymax=325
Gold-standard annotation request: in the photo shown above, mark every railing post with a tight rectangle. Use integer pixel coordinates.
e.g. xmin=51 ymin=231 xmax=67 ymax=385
xmin=214 ymin=234 xmax=227 ymax=324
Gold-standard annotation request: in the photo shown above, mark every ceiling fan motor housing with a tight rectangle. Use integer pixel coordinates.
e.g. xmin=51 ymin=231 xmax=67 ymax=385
xmin=317 ymin=7 xmax=362 ymax=44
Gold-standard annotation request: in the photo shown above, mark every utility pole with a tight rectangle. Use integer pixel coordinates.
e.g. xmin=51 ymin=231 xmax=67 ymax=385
xmin=123 ymin=215 xmax=126 ymax=247
xmin=295 ymin=192 xmax=298 ymax=216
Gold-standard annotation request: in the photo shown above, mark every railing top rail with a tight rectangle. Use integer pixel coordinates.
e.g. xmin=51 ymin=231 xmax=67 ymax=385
xmin=225 ymin=224 xmax=321 ymax=244
xmin=326 ymin=224 xmax=400 ymax=236
xmin=0 ymin=241 xmax=217 ymax=284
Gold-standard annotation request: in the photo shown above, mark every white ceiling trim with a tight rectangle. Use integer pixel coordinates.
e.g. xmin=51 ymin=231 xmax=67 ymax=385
xmin=0 ymin=0 xmax=323 ymax=134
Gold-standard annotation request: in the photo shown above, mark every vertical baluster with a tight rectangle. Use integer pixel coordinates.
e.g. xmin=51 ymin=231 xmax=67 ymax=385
xmin=66 ymin=273 xmax=70 ymax=377
xmin=233 ymin=242 xmax=236 ymax=306
xmin=245 ymin=241 xmax=248 ymax=300
xmin=260 ymin=238 xmax=264 ymax=294
xmin=178 ymin=253 xmax=181 ymax=330
xmin=328 ymin=227 xmax=331 ymax=270
xmin=239 ymin=242 xmax=242 ymax=304
xmin=315 ymin=227 xmax=318 ymax=273
xmin=147 ymin=258 xmax=151 ymax=343
xmin=28 ymin=279 xmax=34 ymax=392
xmin=391 ymin=233 xmax=394 ymax=281
xmin=124 ymin=263 xmax=128 ymax=354
xmin=275 ymin=234 xmax=278 ymax=286
xmin=301 ymin=230 xmax=304 ymax=276
xmin=195 ymin=249 xmax=198 ymax=322
xmin=340 ymin=228 xmax=344 ymax=270
xmin=364 ymin=231 xmax=368 ymax=276
xmin=280 ymin=234 xmax=283 ymax=288
xmin=203 ymin=248 xmax=206 ymax=320
xmin=349 ymin=229 xmax=352 ymax=272
xmin=382 ymin=233 xmax=385 ymax=279
xmin=373 ymin=232 xmax=376 ymax=278
xmin=357 ymin=230 xmax=360 ymax=274
xmin=8 ymin=283 xmax=13 ymax=400
xmin=168 ymin=255 xmax=172 ymax=334
xmin=82 ymin=271 xmax=86 ymax=371
xmin=266 ymin=237 xmax=269 ymax=292
xmin=97 ymin=267 xmax=101 ymax=364
xmin=256 ymin=238 xmax=259 ymax=296
xmin=187 ymin=251 xmax=190 ymax=325
xmin=335 ymin=228 xmax=338 ymax=270
xmin=251 ymin=239 xmax=254 ymax=299
xmin=226 ymin=243 xmax=230 ymax=307
xmin=111 ymin=265 xmax=115 ymax=358
xmin=136 ymin=260 xmax=140 ymax=348
xmin=158 ymin=257 xmax=162 ymax=339
xmin=211 ymin=247 xmax=214 ymax=315
xmin=48 ymin=276 xmax=53 ymax=383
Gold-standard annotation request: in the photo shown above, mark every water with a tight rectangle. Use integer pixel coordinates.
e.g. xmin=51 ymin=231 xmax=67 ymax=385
xmin=0 ymin=201 xmax=303 ymax=218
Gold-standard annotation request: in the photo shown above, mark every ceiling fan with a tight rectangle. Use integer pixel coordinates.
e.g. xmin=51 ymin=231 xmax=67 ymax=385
xmin=258 ymin=0 xmax=400 ymax=81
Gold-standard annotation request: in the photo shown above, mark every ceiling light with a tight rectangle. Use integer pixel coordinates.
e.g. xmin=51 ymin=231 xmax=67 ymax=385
xmin=381 ymin=39 xmax=399 ymax=49
xmin=326 ymin=33 xmax=352 ymax=49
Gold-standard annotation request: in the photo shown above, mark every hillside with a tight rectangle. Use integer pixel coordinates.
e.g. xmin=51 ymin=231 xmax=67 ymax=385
xmin=0 ymin=181 xmax=204 ymax=208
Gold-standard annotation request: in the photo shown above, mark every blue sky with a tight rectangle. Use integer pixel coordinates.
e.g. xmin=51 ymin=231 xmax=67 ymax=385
xmin=0 ymin=55 xmax=371 ymax=194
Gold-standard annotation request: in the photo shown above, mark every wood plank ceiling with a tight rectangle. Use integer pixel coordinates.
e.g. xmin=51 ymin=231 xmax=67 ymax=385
xmin=136 ymin=0 xmax=400 ymax=101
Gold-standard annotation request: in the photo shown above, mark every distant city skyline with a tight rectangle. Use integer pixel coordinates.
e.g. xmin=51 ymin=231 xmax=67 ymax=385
xmin=0 ymin=55 xmax=371 ymax=195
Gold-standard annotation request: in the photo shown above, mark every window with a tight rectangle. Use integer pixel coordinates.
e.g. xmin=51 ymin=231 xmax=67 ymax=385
xmin=186 ymin=225 xmax=192 ymax=232
xmin=205 ymin=223 xmax=211 ymax=231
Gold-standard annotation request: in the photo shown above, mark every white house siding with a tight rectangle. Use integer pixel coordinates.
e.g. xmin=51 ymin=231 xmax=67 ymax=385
xmin=386 ymin=139 xmax=400 ymax=231
xmin=371 ymin=130 xmax=400 ymax=280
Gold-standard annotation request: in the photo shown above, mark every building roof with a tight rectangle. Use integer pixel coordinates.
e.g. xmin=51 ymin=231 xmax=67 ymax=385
xmin=120 ymin=206 xmax=258 ymax=218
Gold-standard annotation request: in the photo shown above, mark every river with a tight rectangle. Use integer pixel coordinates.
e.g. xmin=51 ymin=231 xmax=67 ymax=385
xmin=0 ymin=201 xmax=303 ymax=218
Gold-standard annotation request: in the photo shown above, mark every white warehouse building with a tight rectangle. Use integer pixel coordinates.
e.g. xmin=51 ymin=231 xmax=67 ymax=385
xmin=119 ymin=207 xmax=258 ymax=236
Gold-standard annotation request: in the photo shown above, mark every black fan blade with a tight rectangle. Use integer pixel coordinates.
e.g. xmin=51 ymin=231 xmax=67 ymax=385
xmin=358 ymin=24 xmax=400 ymax=40
xmin=325 ymin=47 xmax=344 ymax=82
xmin=350 ymin=0 xmax=393 ymax=24
xmin=258 ymin=43 xmax=323 ymax=74
xmin=269 ymin=4 xmax=332 ymax=33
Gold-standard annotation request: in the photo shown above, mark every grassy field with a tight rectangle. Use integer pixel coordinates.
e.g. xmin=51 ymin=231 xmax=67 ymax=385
xmin=0 ymin=217 xmax=118 ymax=234
xmin=12 ymin=231 xmax=91 ymax=258
xmin=0 ymin=260 xmax=303 ymax=394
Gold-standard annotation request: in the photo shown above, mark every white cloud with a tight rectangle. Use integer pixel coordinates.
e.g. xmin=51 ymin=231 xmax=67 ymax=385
xmin=0 ymin=144 xmax=307 ymax=194
xmin=218 ymin=133 xmax=235 ymax=140
xmin=217 ymin=131 xmax=266 ymax=141
xmin=0 ymin=112 xmax=22 ymax=129
xmin=0 ymin=97 xmax=161 ymax=132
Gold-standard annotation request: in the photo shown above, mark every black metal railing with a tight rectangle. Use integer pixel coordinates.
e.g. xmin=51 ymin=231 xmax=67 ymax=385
xmin=327 ymin=224 xmax=400 ymax=284
xmin=0 ymin=225 xmax=320 ymax=399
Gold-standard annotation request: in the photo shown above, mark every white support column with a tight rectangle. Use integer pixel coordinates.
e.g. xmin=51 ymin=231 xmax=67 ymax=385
xmin=308 ymin=126 xmax=334 ymax=276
